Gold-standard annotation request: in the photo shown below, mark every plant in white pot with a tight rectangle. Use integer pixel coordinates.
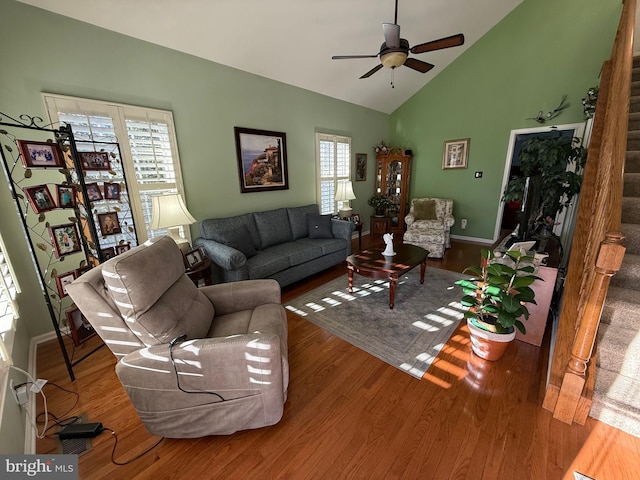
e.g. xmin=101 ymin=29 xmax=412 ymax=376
xmin=455 ymin=248 xmax=541 ymax=361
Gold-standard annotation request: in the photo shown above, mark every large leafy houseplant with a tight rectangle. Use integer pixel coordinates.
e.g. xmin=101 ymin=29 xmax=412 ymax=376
xmin=456 ymin=249 xmax=540 ymax=335
xmin=368 ymin=193 xmax=392 ymax=215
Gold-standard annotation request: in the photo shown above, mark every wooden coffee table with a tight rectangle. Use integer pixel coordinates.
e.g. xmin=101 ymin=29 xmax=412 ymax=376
xmin=346 ymin=244 xmax=429 ymax=309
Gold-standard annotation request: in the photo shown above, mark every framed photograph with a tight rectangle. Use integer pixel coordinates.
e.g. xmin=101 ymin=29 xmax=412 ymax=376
xmin=85 ymin=182 xmax=103 ymax=202
xmin=351 ymin=213 xmax=361 ymax=224
xmin=55 ymin=271 xmax=76 ymax=298
xmin=24 ymin=184 xmax=56 ymax=213
xmin=184 ymin=247 xmax=204 ymax=270
xmin=442 ymin=138 xmax=470 ymax=169
xmin=101 ymin=247 xmax=116 ymax=261
xmin=104 ymin=182 xmax=121 ymax=200
xmin=97 ymin=212 xmax=122 ymax=236
xmin=56 ymin=184 xmax=76 ymax=208
xmin=49 ymin=223 xmax=82 ymax=258
xmin=234 ymin=127 xmax=288 ymax=193
xmin=79 ymin=151 xmax=111 ymax=171
xmin=115 ymin=243 xmax=131 ymax=255
xmin=74 ymin=265 xmax=92 ymax=278
xmin=17 ymin=140 xmax=64 ymax=168
xmin=355 ymin=153 xmax=367 ymax=181
xmin=66 ymin=307 xmax=96 ymax=346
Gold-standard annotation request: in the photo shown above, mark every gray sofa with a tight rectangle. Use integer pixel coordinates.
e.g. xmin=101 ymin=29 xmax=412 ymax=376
xmin=194 ymin=204 xmax=355 ymax=287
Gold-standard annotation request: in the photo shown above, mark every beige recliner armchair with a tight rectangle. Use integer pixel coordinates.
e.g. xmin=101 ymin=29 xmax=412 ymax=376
xmin=403 ymin=198 xmax=455 ymax=258
xmin=66 ymin=236 xmax=288 ymax=438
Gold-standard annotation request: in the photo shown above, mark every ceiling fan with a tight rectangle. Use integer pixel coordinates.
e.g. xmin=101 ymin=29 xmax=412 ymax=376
xmin=332 ymin=0 xmax=464 ymax=81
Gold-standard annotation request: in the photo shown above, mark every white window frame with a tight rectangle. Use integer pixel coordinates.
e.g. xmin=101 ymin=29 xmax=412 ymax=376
xmin=42 ymin=94 xmax=190 ymax=243
xmin=315 ymin=133 xmax=352 ymax=215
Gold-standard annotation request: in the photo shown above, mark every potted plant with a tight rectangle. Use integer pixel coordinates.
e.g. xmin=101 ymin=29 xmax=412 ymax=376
xmin=368 ymin=193 xmax=392 ymax=217
xmin=455 ymin=248 xmax=540 ymax=361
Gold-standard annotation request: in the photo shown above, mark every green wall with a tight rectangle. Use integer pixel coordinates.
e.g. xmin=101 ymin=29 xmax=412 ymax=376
xmin=0 ymin=0 xmax=387 ymax=451
xmin=390 ymin=0 xmax=620 ymax=241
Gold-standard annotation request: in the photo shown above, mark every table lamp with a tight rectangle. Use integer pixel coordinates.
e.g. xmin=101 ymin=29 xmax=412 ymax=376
xmin=335 ymin=180 xmax=356 ymax=219
xmin=149 ymin=193 xmax=196 ymax=252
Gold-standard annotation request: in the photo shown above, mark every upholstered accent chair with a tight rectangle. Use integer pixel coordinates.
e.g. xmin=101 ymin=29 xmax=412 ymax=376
xmin=66 ymin=236 xmax=289 ymax=438
xmin=403 ymin=198 xmax=455 ymax=258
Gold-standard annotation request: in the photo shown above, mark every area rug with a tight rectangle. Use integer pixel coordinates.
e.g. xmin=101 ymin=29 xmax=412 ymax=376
xmin=285 ymin=266 xmax=467 ymax=379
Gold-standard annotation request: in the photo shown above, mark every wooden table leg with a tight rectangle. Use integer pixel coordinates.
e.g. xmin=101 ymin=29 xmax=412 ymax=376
xmin=347 ymin=265 xmax=354 ymax=293
xmin=419 ymin=259 xmax=427 ymax=284
xmin=389 ymin=274 xmax=397 ymax=309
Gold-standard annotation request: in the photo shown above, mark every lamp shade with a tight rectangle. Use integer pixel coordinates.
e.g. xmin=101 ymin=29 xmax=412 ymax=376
xmin=335 ymin=181 xmax=356 ymax=202
xmin=149 ymin=193 xmax=196 ymax=230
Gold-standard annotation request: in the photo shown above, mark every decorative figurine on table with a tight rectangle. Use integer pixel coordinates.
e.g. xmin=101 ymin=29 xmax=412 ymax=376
xmin=382 ymin=233 xmax=396 ymax=256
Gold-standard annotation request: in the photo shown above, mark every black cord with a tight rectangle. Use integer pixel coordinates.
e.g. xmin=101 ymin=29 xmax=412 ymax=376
xmin=168 ymin=335 xmax=225 ymax=402
xmin=103 ymin=427 xmax=164 ymax=466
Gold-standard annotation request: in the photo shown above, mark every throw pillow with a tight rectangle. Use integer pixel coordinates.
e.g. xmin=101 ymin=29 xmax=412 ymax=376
xmin=217 ymin=224 xmax=257 ymax=257
xmin=414 ymin=200 xmax=437 ymax=220
xmin=307 ymin=214 xmax=333 ymax=239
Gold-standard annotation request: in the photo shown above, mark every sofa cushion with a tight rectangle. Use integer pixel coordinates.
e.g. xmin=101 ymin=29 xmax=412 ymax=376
xmin=287 ymin=204 xmax=319 ymax=239
xmin=199 ymin=213 xmax=260 ymax=251
xmin=414 ymin=199 xmax=437 ymax=220
xmin=266 ymin=242 xmax=323 ymax=267
xmin=253 ymin=208 xmax=292 ymax=249
xmin=298 ymin=237 xmax=346 ymax=256
xmin=216 ymin=224 xmax=257 ymax=258
xmin=246 ymin=248 xmax=291 ymax=279
xmin=307 ymin=214 xmax=333 ymax=239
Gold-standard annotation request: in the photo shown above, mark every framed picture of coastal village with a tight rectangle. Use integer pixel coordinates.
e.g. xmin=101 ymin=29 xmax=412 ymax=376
xmin=234 ymin=127 xmax=289 ymax=193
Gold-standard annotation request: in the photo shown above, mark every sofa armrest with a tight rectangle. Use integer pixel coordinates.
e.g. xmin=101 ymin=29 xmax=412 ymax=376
xmin=116 ymin=333 xmax=285 ymax=403
xmin=194 ymin=237 xmax=247 ymax=270
xmin=331 ymin=218 xmax=355 ymax=254
xmin=198 ymin=279 xmax=281 ymax=315
xmin=405 ymin=212 xmax=416 ymax=228
xmin=443 ymin=214 xmax=455 ymax=228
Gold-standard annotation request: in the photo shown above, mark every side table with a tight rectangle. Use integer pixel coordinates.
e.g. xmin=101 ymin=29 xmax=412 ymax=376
xmin=186 ymin=257 xmax=213 ymax=287
xmin=370 ymin=216 xmax=390 ymax=246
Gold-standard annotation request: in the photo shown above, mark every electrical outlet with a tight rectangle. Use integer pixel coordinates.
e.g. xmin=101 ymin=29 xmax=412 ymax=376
xmin=461 ymin=219 xmax=467 ymax=229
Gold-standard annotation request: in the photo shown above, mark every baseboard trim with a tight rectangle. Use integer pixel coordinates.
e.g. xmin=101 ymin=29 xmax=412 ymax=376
xmin=450 ymin=234 xmax=494 ymax=244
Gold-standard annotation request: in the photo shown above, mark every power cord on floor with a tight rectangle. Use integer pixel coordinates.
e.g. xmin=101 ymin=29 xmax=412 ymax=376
xmin=102 ymin=427 xmax=164 ymax=465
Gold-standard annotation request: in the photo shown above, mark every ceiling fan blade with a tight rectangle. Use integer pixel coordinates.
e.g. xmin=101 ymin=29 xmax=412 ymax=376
xmin=360 ymin=64 xmax=384 ymax=79
xmin=410 ymin=33 xmax=465 ymax=54
xmin=332 ymin=54 xmax=379 ymax=60
xmin=383 ymin=23 xmax=400 ymax=49
xmin=404 ymin=58 xmax=434 ymax=74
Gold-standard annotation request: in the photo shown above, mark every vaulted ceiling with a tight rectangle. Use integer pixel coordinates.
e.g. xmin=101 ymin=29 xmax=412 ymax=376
xmin=19 ymin=0 xmax=524 ymax=114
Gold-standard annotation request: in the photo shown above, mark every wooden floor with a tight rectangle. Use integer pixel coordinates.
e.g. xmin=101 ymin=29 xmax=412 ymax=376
xmin=34 ymin=236 xmax=640 ymax=479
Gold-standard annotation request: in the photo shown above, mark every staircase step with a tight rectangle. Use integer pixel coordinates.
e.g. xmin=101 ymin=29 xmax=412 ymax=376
xmin=632 ymin=67 xmax=640 ymax=82
xmin=602 ymin=285 xmax=640 ymax=329
xmin=610 ymin=252 xmax=640 ymax=290
xmin=621 ymin=223 xmax=640 ymax=256
xmin=627 ymin=151 xmax=640 ymax=173
xmin=629 ymin=113 xmax=640 ymax=131
xmin=632 ymin=82 xmax=640 ymax=97
xmin=622 ymin=197 xmax=640 ymax=224
xmin=590 ymin=368 xmax=640 ymax=438
xmin=597 ymin=323 xmax=640 ymax=376
xmin=624 ymin=172 xmax=640 ymax=197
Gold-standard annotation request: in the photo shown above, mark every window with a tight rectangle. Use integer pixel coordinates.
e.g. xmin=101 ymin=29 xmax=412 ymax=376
xmin=42 ymin=94 xmax=188 ymax=243
xmin=315 ymin=133 xmax=351 ymax=215
xmin=0 ymin=233 xmax=20 ymax=368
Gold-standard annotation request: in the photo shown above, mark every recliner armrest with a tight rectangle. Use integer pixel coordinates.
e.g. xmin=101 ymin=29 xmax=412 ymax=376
xmin=198 ymin=279 xmax=281 ymax=315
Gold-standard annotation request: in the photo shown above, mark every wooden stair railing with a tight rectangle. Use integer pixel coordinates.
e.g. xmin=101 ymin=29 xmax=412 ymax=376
xmin=543 ymin=0 xmax=634 ymax=424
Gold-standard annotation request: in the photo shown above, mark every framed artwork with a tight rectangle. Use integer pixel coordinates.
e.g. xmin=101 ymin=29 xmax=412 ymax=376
xmin=74 ymin=265 xmax=92 ymax=278
xmin=115 ymin=243 xmax=131 ymax=255
xmin=85 ymin=182 xmax=103 ymax=202
xmin=17 ymin=140 xmax=64 ymax=168
xmin=66 ymin=307 xmax=96 ymax=346
xmin=80 ymin=151 xmax=111 ymax=171
xmin=355 ymin=153 xmax=367 ymax=181
xmin=24 ymin=184 xmax=56 ymax=213
xmin=97 ymin=212 xmax=122 ymax=236
xmin=234 ymin=127 xmax=288 ymax=193
xmin=56 ymin=184 xmax=76 ymax=208
xmin=101 ymin=247 xmax=116 ymax=261
xmin=49 ymin=223 xmax=82 ymax=258
xmin=184 ymin=247 xmax=204 ymax=270
xmin=104 ymin=182 xmax=121 ymax=200
xmin=350 ymin=213 xmax=361 ymax=224
xmin=55 ymin=271 xmax=76 ymax=298
xmin=442 ymin=138 xmax=470 ymax=169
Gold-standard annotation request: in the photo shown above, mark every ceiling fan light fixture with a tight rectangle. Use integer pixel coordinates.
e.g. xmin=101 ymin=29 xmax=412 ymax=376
xmin=380 ymin=51 xmax=407 ymax=68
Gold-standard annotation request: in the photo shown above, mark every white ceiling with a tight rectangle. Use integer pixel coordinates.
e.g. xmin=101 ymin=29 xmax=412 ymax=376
xmin=19 ymin=0 xmax=523 ymax=114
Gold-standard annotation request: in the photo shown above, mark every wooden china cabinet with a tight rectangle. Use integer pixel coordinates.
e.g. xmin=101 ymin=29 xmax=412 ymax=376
xmin=375 ymin=146 xmax=412 ymax=234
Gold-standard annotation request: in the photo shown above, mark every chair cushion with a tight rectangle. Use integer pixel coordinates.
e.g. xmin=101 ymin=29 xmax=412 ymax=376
xmin=307 ymin=214 xmax=333 ymax=239
xmin=253 ymin=208 xmax=292 ymax=249
xmin=414 ymin=199 xmax=437 ymax=220
xmin=101 ymin=236 xmax=213 ymax=346
xmin=216 ymin=224 xmax=257 ymax=257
